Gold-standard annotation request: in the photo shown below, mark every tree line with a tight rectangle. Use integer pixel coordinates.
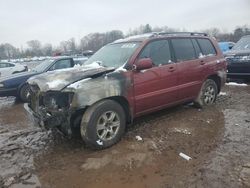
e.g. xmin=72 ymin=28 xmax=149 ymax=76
xmin=1 ymin=24 xmax=250 ymax=60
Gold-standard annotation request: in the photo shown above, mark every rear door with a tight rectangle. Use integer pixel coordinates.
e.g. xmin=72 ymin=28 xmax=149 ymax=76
xmin=133 ymin=39 xmax=179 ymax=116
xmin=171 ymin=38 xmax=204 ymax=101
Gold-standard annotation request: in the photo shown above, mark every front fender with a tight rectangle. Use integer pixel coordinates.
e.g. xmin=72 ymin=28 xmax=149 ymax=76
xmin=63 ymin=72 xmax=131 ymax=108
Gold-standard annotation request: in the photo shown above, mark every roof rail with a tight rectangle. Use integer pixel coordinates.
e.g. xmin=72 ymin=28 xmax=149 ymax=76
xmin=154 ymin=32 xmax=208 ymax=37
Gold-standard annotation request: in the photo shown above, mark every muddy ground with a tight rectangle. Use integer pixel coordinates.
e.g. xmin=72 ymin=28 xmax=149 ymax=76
xmin=0 ymin=83 xmax=250 ymax=188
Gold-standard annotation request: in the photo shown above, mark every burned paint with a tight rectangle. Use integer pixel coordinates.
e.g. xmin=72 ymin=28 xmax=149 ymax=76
xmin=26 ymin=66 xmax=132 ymax=136
xmin=27 ymin=66 xmax=115 ymax=92
xmin=64 ymin=71 xmax=131 ymax=108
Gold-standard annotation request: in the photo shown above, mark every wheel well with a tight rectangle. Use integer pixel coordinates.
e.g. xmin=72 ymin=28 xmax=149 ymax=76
xmin=70 ymin=108 xmax=87 ymax=128
xmin=106 ymin=96 xmax=132 ymax=124
xmin=207 ymin=74 xmax=221 ymax=93
xmin=70 ymin=96 xmax=132 ymax=130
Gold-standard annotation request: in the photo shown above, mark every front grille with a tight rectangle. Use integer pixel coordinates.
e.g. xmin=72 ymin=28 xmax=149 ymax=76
xmin=42 ymin=92 xmax=71 ymax=109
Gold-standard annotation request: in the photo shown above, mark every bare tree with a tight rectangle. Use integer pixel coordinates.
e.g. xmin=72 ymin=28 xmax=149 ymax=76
xmin=42 ymin=43 xmax=53 ymax=56
xmin=27 ymin=40 xmax=42 ymax=56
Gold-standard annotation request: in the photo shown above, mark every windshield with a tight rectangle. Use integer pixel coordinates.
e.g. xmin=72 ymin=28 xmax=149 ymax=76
xmin=84 ymin=42 xmax=141 ymax=68
xmin=32 ymin=59 xmax=54 ymax=72
xmin=232 ymin=36 xmax=250 ymax=50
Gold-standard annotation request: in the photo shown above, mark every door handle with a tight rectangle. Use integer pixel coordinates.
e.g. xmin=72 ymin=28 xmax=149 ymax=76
xmin=168 ymin=66 xmax=175 ymax=72
xmin=200 ymin=60 xmax=205 ymax=65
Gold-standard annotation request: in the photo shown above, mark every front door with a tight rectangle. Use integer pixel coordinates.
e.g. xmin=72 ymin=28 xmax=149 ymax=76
xmin=133 ymin=39 xmax=179 ymax=116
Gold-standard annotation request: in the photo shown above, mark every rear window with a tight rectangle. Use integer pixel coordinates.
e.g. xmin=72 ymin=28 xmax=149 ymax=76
xmin=197 ymin=39 xmax=216 ymax=56
xmin=0 ymin=63 xmax=14 ymax=68
xmin=171 ymin=38 xmax=196 ymax=61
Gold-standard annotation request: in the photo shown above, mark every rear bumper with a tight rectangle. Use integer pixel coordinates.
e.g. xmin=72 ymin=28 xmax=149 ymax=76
xmin=24 ymin=103 xmax=73 ymax=134
xmin=0 ymin=87 xmax=18 ymax=97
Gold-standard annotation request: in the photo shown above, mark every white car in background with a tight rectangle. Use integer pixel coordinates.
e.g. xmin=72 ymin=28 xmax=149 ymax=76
xmin=0 ymin=62 xmax=27 ymax=77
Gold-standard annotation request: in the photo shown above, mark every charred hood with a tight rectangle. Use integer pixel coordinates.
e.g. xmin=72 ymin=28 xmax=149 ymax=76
xmin=27 ymin=66 xmax=114 ymax=92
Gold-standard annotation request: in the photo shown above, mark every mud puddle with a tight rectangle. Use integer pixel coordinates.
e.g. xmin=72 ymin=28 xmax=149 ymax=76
xmin=34 ymin=103 xmax=225 ymax=188
xmin=0 ymin=84 xmax=250 ymax=188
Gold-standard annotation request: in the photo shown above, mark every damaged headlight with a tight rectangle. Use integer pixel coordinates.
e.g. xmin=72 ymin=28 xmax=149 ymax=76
xmin=43 ymin=92 xmax=74 ymax=109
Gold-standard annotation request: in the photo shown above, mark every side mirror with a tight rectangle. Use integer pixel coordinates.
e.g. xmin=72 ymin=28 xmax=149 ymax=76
xmin=135 ymin=58 xmax=153 ymax=71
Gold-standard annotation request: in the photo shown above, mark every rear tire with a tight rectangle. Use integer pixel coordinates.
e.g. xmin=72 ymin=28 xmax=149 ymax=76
xmin=19 ymin=84 xmax=30 ymax=102
xmin=80 ymin=100 xmax=126 ymax=150
xmin=194 ymin=79 xmax=218 ymax=108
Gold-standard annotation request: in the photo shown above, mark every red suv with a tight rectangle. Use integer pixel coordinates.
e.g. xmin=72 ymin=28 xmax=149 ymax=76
xmin=25 ymin=32 xmax=227 ymax=149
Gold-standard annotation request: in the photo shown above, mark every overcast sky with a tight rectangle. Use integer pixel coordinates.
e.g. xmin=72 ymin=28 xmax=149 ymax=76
xmin=0 ymin=0 xmax=249 ymax=47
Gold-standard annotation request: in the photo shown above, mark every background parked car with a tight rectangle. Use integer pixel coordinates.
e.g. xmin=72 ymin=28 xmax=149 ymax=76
xmin=225 ymin=35 xmax=250 ymax=81
xmin=0 ymin=56 xmax=88 ymax=102
xmin=218 ymin=42 xmax=235 ymax=53
xmin=0 ymin=62 xmax=27 ymax=78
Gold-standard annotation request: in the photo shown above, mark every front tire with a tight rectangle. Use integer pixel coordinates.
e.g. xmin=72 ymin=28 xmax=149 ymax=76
xmin=80 ymin=100 xmax=126 ymax=150
xmin=194 ymin=79 xmax=218 ymax=108
xmin=19 ymin=84 xmax=30 ymax=102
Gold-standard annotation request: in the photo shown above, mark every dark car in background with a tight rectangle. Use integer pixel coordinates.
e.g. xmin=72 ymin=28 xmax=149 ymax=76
xmin=0 ymin=56 xmax=88 ymax=102
xmin=225 ymin=35 xmax=250 ymax=81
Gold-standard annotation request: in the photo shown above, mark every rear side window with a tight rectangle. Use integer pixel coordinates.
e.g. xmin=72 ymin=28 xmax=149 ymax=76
xmin=139 ymin=40 xmax=172 ymax=66
xmin=197 ymin=39 xmax=216 ymax=56
xmin=171 ymin=39 xmax=196 ymax=61
xmin=0 ymin=63 xmax=14 ymax=68
xmin=50 ymin=59 xmax=72 ymax=71
xmin=191 ymin=39 xmax=202 ymax=57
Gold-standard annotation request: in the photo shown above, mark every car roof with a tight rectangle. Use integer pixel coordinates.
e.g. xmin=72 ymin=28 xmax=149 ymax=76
xmin=50 ymin=56 xmax=88 ymax=61
xmin=113 ymin=32 xmax=209 ymax=44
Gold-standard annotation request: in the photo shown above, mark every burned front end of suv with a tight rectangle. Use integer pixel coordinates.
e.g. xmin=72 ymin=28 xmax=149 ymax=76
xmin=24 ymin=67 xmax=130 ymax=136
xmin=26 ymin=85 xmax=75 ymax=135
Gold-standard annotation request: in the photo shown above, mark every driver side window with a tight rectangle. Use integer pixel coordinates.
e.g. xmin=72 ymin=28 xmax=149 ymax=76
xmin=139 ymin=40 xmax=172 ymax=66
xmin=50 ymin=59 xmax=72 ymax=71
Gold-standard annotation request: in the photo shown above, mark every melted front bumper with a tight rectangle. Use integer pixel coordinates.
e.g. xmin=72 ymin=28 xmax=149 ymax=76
xmin=24 ymin=103 xmax=73 ymax=135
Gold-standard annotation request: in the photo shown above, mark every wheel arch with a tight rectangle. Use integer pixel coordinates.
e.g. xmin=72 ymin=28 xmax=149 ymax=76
xmin=75 ymin=96 xmax=132 ymax=126
xmin=105 ymin=96 xmax=132 ymax=124
xmin=206 ymin=74 xmax=221 ymax=93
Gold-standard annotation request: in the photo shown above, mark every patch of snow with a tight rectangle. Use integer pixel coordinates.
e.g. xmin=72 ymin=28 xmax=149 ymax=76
xmin=47 ymin=79 xmax=67 ymax=89
xmin=96 ymin=140 xmax=103 ymax=146
xmin=51 ymin=62 xmax=103 ymax=73
xmin=73 ymin=64 xmax=81 ymax=68
xmin=84 ymin=62 xmax=102 ymax=69
xmin=219 ymin=92 xmax=227 ymax=96
xmin=226 ymin=82 xmax=248 ymax=86
xmin=135 ymin=135 xmax=143 ymax=141
xmin=67 ymin=78 xmax=92 ymax=89
xmin=115 ymin=66 xmax=127 ymax=72
xmin=172 ymin=128 xmax=191 ymax=135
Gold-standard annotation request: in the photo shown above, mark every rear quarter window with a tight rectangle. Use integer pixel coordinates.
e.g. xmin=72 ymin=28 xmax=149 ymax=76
xmin=197 ymin=38 xmax=217 ymax=56
xmin=171 ymin=38 xmax=196 ymax=61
